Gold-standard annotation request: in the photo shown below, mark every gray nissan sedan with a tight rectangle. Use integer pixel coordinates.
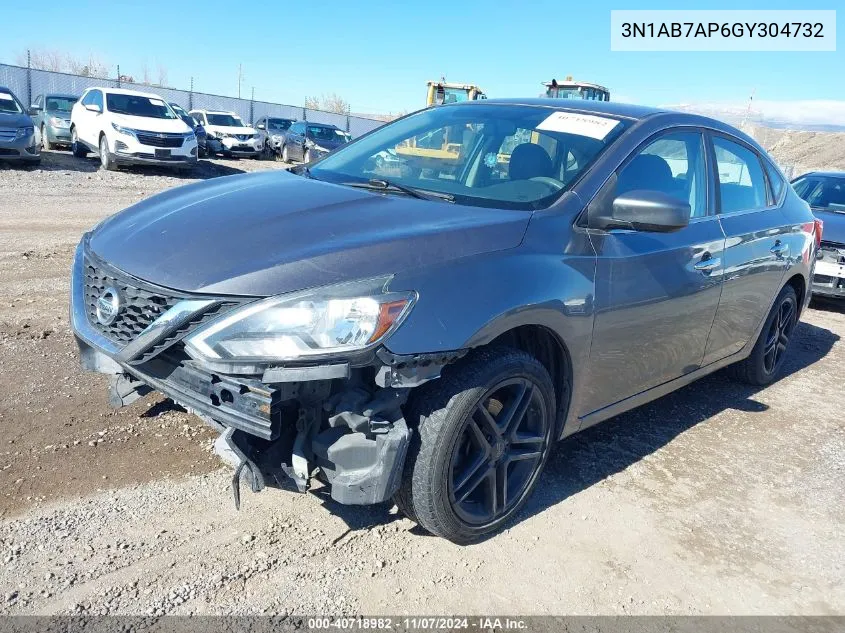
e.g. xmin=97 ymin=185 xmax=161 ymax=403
xmin=71 ymin=99 xmax=820 ymax=543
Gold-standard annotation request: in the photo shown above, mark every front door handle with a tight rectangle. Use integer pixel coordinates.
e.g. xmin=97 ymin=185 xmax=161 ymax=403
xmin=771 ymin=241 xmax=789 ymax=258
xmin=694 ymin=256 xmax=721 ymax=272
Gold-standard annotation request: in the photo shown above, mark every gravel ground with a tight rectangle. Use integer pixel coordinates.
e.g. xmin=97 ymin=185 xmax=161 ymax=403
xmin=0 ymin=149 xmax=843 ymax=615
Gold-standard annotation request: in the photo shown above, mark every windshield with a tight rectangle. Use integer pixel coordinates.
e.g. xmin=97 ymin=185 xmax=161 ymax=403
xmin=45 ymin=96 xmax=77 ymax=112
xmin=307 ymin=126 xmax=347 ymax=141
xmin=268 ymin=118 xmax=293 ymax=131
xmin=170 ymin=103 xmax=188 ymax=116
xmin=793 ymin=175 xmax=845 ymax=212
xmin=106 ymin=94 xmax=176 ymax=119
xmin=0 ymin=91 xmax=23 ymax=114
xmin=207 ymin=113 xmax=244 ymax=127
xmin=310 ymin=104 xmax=628 ymax=210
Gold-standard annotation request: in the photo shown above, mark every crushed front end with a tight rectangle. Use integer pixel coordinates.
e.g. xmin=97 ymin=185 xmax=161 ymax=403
xmin=70 ymin=236 xmax=460 ymax=507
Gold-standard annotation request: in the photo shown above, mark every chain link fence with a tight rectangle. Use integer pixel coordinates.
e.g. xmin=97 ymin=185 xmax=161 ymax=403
xmin=1 ymin=61 xmax=385 ymax=137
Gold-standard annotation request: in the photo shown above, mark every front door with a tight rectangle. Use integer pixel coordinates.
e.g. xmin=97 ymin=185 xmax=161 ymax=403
xmin=581 ymin=130 xmax=726 ymax=416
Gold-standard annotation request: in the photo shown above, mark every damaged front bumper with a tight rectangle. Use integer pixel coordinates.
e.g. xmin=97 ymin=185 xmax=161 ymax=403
xmin=70 ymin=239 xmax=461 ymax=506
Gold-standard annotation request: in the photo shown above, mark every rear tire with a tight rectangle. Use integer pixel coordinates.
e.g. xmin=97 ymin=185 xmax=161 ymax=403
xmin=71 ymin=127 xmax=87 ymax=158
xmin=99 ymin=134 xmax=117 ymax=171
xmin=395 ymin=347 xmax=556 ymax=544
xmin=727 ymin=285 xmax=798 ymax=386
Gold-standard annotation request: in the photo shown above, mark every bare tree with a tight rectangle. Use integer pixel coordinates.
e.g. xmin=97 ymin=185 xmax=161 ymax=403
xmin=321 ymin=93 xmax=350 ymax=114
xmin=157 ymin=64 xmax=169 ymax=88
xmin=142 ymin=63 xmax=151 ymax=85
xmin=16 ymin=49 xmax=64 ymax=71
xmin=64 ymin=53 xmax=109 ymax=78
xmin=304 ymin=93 xmax=351 ymax=114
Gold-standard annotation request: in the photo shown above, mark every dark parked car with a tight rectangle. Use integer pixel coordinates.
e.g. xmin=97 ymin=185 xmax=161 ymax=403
xmin=792 ymin=171 xmax=845 ymax=299
xmin=71 ymin=99 xmax=819 ymax=543
xmin=30 ymin=93 xmax=78 ymax=149
xmin=0 ymin=86 xmax=40 ymax=165
xmin=170 ymin=102 xmax=208 ymax=157
xmin=279 ymin=121 xmax=349 ymax=163
xmin=254 ymin=116 xmax=295 ymax=159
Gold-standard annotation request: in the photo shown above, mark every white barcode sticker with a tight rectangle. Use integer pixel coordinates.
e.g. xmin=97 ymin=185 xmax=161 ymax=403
xmin=536 ymin=111 xmax=620 ymax=140
xmin=0 ymin=93 xmax=14 ymax=101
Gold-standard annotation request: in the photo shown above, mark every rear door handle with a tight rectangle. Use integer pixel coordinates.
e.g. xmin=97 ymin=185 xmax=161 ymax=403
xmin=771 ymin=241 xmax=789 ymax=258
xmin=694 ymin=257 xmax=721 ymax=272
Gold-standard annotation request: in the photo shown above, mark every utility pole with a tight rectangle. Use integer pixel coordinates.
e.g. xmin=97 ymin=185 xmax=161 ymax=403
xmin=237 ymin=64 xmax=244 ymax=99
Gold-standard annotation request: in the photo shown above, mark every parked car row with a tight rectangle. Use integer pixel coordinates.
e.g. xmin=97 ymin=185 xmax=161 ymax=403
xmin=0 ymin=85 xmax=353 ymax=172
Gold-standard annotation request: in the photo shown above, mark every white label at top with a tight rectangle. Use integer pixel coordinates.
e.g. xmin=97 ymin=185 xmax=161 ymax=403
xmin=0 ymin=93 xmax=14 ymax=101
xmin=536 ymin=111 xmax=620 ymax=140
xmin=149 ymin=98 xmax=165 ymax=106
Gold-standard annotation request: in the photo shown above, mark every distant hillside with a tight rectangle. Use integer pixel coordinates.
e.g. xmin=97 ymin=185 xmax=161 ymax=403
xmin=741 ymin=124 xmax=845 ymax=178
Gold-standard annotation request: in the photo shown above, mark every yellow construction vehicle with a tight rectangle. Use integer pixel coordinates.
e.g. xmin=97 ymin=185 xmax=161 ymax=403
xmin=543 ymin=77 xmax=610 ymax=101
xmin=393 ymin=81 xmax=487 ymax=163
xmin=425 ymin=80 xmax=486 ymax=107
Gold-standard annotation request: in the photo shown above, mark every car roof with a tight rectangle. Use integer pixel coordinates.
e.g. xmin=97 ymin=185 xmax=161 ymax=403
xmin=0 ymin=86 xmax=17 ymax=95
xmin=93 ymin=87 xmax=165 ymax=99
xmin=194 ymin=110 xmax=239 ymax=115
xmin=456 ymin=98 xmax=667 ymax=120
xmin=797 ymin=171 xmax=845 ymax=179
xmin=42 ymin=93 xmax=79 ymax=98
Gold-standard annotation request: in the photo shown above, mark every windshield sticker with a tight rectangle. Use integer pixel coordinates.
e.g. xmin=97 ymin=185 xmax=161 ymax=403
xmin=149 ymin=98 xmax=166 ymax=106
xmin=536 ymin=111 xmax=620 ymax=140
xmin=484 ymin=152 xmax=498 ymax=168
xmin=0 ymin=93 xmax=13 ymax=101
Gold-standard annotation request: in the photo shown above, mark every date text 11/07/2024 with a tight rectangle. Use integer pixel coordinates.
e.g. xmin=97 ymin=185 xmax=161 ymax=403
xmin=307 ymin=617 xmax=528 ymax=630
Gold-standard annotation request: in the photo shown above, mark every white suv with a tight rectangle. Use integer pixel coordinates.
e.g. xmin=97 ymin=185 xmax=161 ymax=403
xmin=189 ymin=110 xmax=262 ymax=158
xmin=71 ymin=88 xmax=197 ymax=171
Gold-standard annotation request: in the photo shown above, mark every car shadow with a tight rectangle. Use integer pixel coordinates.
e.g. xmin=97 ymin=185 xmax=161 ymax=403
xmin=320 ymin=319 xmax=839 ymax=541
xmin=809 ymin=296 xmax=845 ymax=315
xmin=32 ymin=150 xmax=248 ymax=179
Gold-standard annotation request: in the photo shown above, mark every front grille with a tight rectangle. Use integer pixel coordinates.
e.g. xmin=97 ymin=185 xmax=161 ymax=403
xmin=136 ymin=132 xmax=184 ymax=148
xmin=0 ymin=127 xmax=16 ymax=142
xmin=234 ymin=134 xmax=252 ymax=142
xmin=0 ymin=148 xmax=19 ymax=156
xmin=84 ymin=259 xmax=185 ymax=344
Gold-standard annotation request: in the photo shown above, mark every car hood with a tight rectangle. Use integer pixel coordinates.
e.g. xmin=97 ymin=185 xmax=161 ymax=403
xmin=88 ymin=171 xmax=531 ymax=296
xmin=111 ymin=113 xmax=191 ymax=133
xmin=311 ymin=137 xmax=347 ymax=150
xmin=0 ymin=112 xmax=33 ymax=127
xmin=206 ymin=125 xmax=256 ymax=135
xmin=814 ymin=209 xmax=845 ymax=245
xmin=46 ymin=110 xmax=72 ymax=121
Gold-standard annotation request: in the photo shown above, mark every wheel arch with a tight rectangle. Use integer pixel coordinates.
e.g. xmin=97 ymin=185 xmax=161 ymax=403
xmin=784 ymin=272 xmax=807 ymax=315
xmin=483 ymin=322 xmax=574 ymax=440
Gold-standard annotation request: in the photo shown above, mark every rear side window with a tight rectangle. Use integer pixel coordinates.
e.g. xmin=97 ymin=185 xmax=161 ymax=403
xmin=617 ymin=131 xmax=708 ymax=218
xmin=763 ymin=159 xmax=785 ymax=203
xmin=713 ymin=137 xmax=768 ymax=213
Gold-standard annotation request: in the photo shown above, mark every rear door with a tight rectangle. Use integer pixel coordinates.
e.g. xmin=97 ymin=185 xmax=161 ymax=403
xmin=702 ymin=134 xmax=790 ymax=364
xmin=582 ymin=129 xmax=726 ymax=415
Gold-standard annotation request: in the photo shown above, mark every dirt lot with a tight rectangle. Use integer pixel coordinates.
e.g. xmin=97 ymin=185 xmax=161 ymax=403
xmin=0 ymin=150 xmax=843 ymax=615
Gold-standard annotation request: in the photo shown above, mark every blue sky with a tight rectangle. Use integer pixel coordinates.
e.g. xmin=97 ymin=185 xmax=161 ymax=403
xmin=0 ymin=0 xmax=841 ymax=115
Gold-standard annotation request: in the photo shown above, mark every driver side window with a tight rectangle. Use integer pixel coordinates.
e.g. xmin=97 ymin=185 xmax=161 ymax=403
xmin=617 ymin=131 xmax=707 ymax=219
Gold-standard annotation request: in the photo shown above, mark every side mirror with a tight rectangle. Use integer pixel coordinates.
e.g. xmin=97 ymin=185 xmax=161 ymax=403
xmin=29 ymin=104 xmax=42 ymax=114
xmin=590 ymin=190 xmax=690 ymax=233
xmin=256 ymin=123 xmax=265 ymax=130
xmin=84 ymin=103 xmax=101 ymax=113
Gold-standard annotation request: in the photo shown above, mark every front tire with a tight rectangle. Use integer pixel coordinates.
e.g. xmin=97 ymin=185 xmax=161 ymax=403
xmin=41 ymin=125 xmax=54 ymax=151
xmin=71 ymin=127 xmax=87 ymax=158
xmin=727 ymin=284 xmax=798 ymax=386
xmin=281 ymin=144 xmax=290 ymax=163
xmin=396 ymin=347 xmax=556 ymax=544
xmin=99 ymin=134 xmax=117 ymax=171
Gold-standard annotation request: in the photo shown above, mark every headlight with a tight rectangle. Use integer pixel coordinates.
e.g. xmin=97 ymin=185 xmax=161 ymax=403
xmin=216 ymin=131 xmax=230 ymax=139
xmin=111 ymin=122 xmax=136 ymax=138
xmin=184 ymin=132 xmax=196 ymax=142
xmin=49 ymin=117 xmax=70 ymax=128
xmin=184 ymin=281 xmax=415 ymax=370
xmin=16 ymin=126 xmax=34 ymax=139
